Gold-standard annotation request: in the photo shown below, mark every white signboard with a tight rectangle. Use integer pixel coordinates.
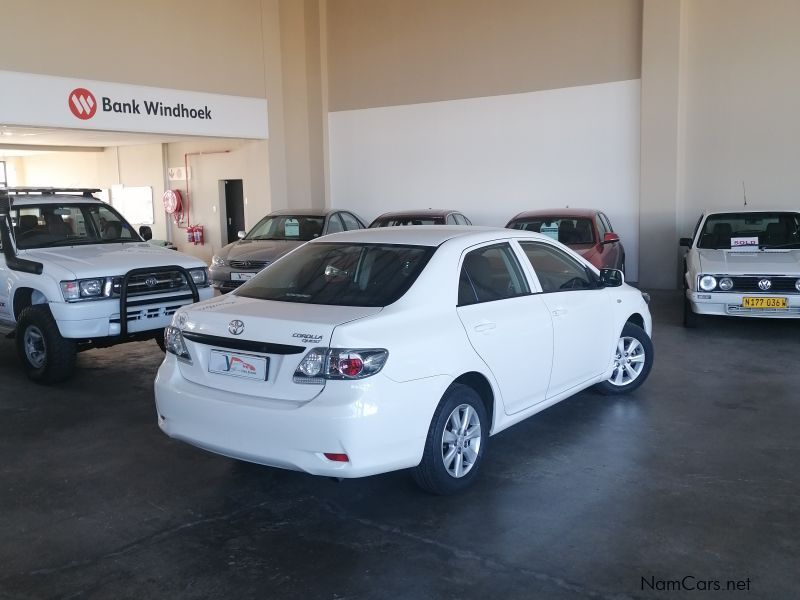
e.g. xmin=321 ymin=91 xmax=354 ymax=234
xmin=112 ymin=186 xmax=154 ymax=225
xmin=168 ymin=166 xmax=189 ymax=181
xmin=0 ymin=70 xmax=268 ymax=139
xmin=730 ymin=236 xmax=759 ymax=251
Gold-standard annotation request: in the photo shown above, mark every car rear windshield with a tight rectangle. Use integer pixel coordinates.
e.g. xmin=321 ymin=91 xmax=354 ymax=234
xmin=370 ymin=217 xmax=446 ymax=227
xmin=698 ymin=212 xmax=800 ymax=249
xmin=508 ymin=217 xmax=595 ymax=245
xmin=244 ymin=215 xmax=325 ymax=241
xmin=11 ymin=202 xmax=140 ymax=249
xmin=235 ymin=242 xmax=436 ymax=307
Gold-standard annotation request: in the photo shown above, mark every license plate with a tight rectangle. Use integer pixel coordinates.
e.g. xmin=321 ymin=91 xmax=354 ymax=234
xmin=742 ymin=297 xmax=787 ymax=309
xmin=231 ymin=272 xmax=255 ymax=282
xmin=209 ymin=349 xmax=268 ymax=380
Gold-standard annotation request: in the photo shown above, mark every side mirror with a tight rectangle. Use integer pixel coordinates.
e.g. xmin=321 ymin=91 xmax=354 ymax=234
xmin=679 ymin=237 xmax=692 ymax=247
xmin=138 ymin=225 xmax=153 ymax=241
xmin=599 ymin=268 xmax=624 ymax=287
xmin=237 ymin=231 xmax=246 ymax=239
xmin=603 ymin=232 xmax=620 ymax=244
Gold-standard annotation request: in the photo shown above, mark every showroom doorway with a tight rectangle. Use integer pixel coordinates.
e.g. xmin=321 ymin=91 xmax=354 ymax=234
xmin=224 ymin=179 xmax=245 ymax=244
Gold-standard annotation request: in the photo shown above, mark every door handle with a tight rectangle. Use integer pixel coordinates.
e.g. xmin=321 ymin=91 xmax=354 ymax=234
xmin=551 ymin=308 xmax=567 ymax=317
xmin=473 ymin=322 xmax=496 ymax=333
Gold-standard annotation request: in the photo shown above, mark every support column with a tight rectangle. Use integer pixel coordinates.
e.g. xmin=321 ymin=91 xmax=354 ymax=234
xmin=639 ymin=0 xmax=687 ymax=289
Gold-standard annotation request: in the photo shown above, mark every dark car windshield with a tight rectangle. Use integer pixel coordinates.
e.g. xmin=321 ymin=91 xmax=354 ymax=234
xmin=244 ymin=215 xmax=325 ymax=241
xmin=370 ymin=216 xmax=445 ymax=228
xmin=235 ymin=242 xmax=436 ymax=307
xmin=698 ymin=212 xmax=800 ymax=249
xmin=11 ymin=202 xmax=141 ymax=249
xmin=508 ymin=217 xmax=595 ymax=245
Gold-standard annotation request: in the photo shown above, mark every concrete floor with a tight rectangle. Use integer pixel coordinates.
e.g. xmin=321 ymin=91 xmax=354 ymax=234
xmin=0 ymin=291 xmax=798 ymax=599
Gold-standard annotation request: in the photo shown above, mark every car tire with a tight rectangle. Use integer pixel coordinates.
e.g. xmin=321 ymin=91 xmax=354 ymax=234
xmin=155 ymin=330 xmax=167 ymax=352
xmin=16 ymin=305 xmax=77 ymax=384
xmin=412 ymin=384 xmax=488 ymax=495
xmin=683 ymin=294 xmax=700 ymax=328
xmin=595 ymin=322 xmax=653 ymax=396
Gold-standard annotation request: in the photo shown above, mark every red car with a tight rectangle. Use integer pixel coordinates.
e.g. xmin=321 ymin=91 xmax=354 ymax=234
xmin=505 ymin=208 xmax=626 ymax=274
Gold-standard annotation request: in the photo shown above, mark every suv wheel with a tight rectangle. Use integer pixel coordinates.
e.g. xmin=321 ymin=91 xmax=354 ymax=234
xmin=16 ymin=305 xmax=77 ymax=384
xmin=595 ymin=322 xmax=653 ymax=395
xmin=412 ymin=384 xmax=488 ymax=494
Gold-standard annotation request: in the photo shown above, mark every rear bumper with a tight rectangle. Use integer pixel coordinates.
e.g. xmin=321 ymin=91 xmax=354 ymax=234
xmin=154 ymin=355 xmax=450 ymax=478
xmin=49 ymin=287 xmax=213 ymax=338
xmin=686 ymin=290 xmax=800 ymax=318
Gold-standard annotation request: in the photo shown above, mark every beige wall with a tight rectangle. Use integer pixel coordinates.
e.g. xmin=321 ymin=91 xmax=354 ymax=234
xmin=327 ymin=0 xmax=643 ymax=111
xmin=0 ymin=0 xmax=266 ymax=97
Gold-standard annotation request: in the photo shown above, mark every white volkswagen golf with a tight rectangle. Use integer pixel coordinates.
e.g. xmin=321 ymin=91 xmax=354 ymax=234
xmin=155 ymin=227 xmax=653 ymax=494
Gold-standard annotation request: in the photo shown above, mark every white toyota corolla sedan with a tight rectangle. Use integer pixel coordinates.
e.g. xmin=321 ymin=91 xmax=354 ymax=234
xmin=155 ymin=227 xmax=653 ymax=494
xmin=681 ymin=208 xmax=800 ymax=326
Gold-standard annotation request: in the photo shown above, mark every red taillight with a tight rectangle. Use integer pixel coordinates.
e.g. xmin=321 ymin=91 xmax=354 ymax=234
xmin=324 ymin=453 xmax=349 ymax=462
xmin=337 ymin=355 xmax=364 ymax=377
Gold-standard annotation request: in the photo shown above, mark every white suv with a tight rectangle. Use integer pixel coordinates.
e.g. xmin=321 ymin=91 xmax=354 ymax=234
xmin=155 ymin=227 xmax=653 ymax=494
xmin=0 ymin=188 xmax=213 ymax=383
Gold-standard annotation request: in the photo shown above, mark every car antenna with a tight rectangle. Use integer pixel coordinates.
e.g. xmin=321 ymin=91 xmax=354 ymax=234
xmin=742 ymin=181 xmax=748 ymax=206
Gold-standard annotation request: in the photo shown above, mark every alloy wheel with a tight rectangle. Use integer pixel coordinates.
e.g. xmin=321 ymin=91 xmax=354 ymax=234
xmin=441 ymin=403 xmax=482 ymax=478
xmin=610 ymin=336 xmax=646 ymax=386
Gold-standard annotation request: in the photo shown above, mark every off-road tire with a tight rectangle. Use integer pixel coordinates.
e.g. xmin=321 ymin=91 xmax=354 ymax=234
xmin=16 ymin=305 xmax=77 ymax=384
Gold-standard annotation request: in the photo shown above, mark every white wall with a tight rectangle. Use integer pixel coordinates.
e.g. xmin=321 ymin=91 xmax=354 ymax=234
xmin=329 ymin=79 xmax=641 ymax=279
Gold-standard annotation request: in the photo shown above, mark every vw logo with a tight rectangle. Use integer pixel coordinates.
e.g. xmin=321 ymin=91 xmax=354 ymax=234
xmin=145 ymin=276 xmax=158 ymax=288
xmin=228 ymin=320 xmax=245 ymax=335
xmin=758 ymin=279 xmax=772 ymax=291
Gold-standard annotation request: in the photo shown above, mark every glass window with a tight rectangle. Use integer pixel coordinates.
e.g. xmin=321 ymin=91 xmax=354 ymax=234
xmin=454 ymin=213 xmax=468 ymax=225
xmin=12 ymin=202 xmax=138 ymax=249
xmin=519 ymin=242 xmax=596 ymax=293
xmin=509 ymin=217 xmax=595 ymax=245
xmin=236 ymin=242 xmax=435 ymax=307
xmin=244 ymin=215 xmax=325 ymax=241
xmin=446 ymin=214 xmax=457 ymax=225
xmin=596 ymin=214 xmax=609 ymax=237
xmin=371 ymin=216 xmax=446 ymax=227
xmin=698 ymin=212 xmax=800 ymax=249
xmin=0 ymin=161 xmax=7 ymax=187
xmin=458 ymin=244 xmax=530 ymax=306
xmin=326 ymin=214 xmax=345 ymax=234
xmin=340 ymin=212 xmax=363 ymax=230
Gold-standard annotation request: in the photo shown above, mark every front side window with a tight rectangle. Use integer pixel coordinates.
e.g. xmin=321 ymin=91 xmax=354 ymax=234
xmin=12 ymin=202 xmax=138 ymax=249
xmin=236 ymin=242 xmax=435 ymax=307
xmin=697 ymin=212 xmax=800 ymax=249
xmin=340 ymin=212 xmax=363 ymax=230
xmin=458 ymin=244 xmax=530 ymax=306
xmin=245 ymin=215 xmax=325 ymax=241
xmin=326 ymin=214 xmax=345 ymax=234
xmin=519 ymin=242 xmax=596 ymax=293
xmin=508 ymin=217 xmax=595 ymax=245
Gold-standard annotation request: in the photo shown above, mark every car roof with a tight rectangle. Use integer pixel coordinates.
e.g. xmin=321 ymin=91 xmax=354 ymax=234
xmin=702 ymin=207 xmax=800 ymax=216
xmin=373 ymin=209 xmax=462 ymax=219
xmin=310 ymin=225 xmax=550 ymax=246
xmin=508 ymin=208 xmax=598 ymax=221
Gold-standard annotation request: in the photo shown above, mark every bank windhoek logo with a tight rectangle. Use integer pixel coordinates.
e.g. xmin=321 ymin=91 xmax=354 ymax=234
xmin=69 ymin=88 xmax=97 ymax=120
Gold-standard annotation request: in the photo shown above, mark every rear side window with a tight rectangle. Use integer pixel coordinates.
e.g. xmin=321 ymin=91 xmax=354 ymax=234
xmin=519 ymin=242 xmax=596 ymax=293
xmin=340 ymin=212 xmax=363 ymax=230
xmin=236 ymin=242 xmax=435 ymax=307
xmin=458 ymin=243 xmax=530 ymax=306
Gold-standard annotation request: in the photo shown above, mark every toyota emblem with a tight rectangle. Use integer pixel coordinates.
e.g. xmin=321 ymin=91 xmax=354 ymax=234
xmin=145 ymin=276 xmax=158 ymax=288
xmin=757 ymin=279 xmax=772 ymax=291
xmin=228 ymin=320 xmax=245 ymax=335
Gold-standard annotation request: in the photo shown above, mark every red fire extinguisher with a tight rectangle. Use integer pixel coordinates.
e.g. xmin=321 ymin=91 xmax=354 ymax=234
xmin=186 ymin=225 xmax=195 ymax=244
xmin=193 ymin=225 xmax=204 ymax=245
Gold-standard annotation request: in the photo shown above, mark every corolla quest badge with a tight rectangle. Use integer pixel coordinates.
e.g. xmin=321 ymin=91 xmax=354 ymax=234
xmin=228 ymin=320 xmax=245 ymax=335
xmin=758 ymin=279 xmax=772 ymax=291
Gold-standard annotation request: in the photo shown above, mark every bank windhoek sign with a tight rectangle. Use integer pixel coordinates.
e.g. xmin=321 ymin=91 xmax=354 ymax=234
xmin=1 ymin=70 xmax=268 ymax=139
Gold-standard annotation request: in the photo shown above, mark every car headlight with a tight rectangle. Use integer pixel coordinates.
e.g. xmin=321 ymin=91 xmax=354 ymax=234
xmin=718 ymin=277 xmax=734 ymax=291
xmin=61 ymin=278 xmax=108 ymax=301
xmin=164 ymin=326 xmax=191 ymax=361
xmin=211 ymin=255 xmax=228 ymax=267
xmin=188 ymin=267 xmax=209 ymax=286
xmin=699 ymin=275 xmax=717 ymax=291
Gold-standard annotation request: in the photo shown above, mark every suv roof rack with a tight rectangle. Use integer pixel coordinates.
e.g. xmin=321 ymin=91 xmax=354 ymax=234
xmin=1 ymin=187 xmax=101 ymax=197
